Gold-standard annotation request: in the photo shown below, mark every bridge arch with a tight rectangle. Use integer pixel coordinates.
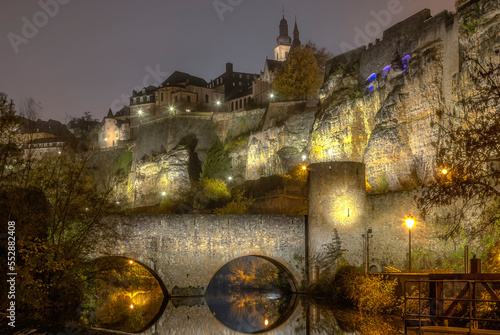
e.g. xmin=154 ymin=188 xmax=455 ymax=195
xmin=207 ymin=254 xmax=300 ymax=293
xmin=89 ymin=256 xmax=169 ymax=333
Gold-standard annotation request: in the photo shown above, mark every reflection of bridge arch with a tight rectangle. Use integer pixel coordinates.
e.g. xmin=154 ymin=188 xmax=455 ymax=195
xmin=205 ymin=255 xmax=300 ymax=334
xmin=91 ymin=256 xmax=169 ymax=334
xmin=207 ymin=254 xmax=299 ymax=293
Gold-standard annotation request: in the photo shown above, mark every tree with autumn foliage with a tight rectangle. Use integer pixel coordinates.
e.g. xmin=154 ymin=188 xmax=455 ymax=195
xmin=0 ymin=93 xmax=122 ymax=317
xmin=273 ymin=45 xmax=321 ymax=99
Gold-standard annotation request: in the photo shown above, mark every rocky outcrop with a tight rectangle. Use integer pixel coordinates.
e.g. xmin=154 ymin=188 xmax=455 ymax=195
xmin=129 ymin=147 xmax=190 ymax=207
xmin=245 ymin=102 xmax=316 ymax=180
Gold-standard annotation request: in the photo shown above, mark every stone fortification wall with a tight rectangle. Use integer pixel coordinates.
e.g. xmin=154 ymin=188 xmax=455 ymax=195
xmin=135 ymin=115 xmax=217 ymax=161
xmin=212 ymin=108 xmax=266 ymax=142
xmin=307 ymin=162 xmax=367 ymax=277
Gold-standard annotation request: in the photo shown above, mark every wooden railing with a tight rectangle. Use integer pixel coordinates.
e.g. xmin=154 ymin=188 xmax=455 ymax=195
xmin=404 ymin=275 xmax=500 ymax=333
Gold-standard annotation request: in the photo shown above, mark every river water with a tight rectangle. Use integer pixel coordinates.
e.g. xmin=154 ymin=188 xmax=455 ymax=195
xmin=84 ymin=292 xmax=403 ymax=335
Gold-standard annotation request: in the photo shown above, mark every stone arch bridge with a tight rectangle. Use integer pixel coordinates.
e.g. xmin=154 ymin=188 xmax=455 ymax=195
xmin=93 ymin=214 xmax=306 ymax=296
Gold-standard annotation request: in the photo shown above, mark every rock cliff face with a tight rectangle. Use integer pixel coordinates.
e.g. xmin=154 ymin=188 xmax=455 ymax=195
xmin=129 ymin=148 xmax=190 ymax=208
xmin=118 ymin=0 xmax=499 ymax=207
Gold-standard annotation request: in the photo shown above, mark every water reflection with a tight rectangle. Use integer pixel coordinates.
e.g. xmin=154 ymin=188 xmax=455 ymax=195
xmin=80 ymin=257 xmax=403 ymax=334
xmin=80 ymin=257 xmax=166 ymax=333
xmin=205 ymin=292 xmax=296 ymax=333
xmin=82 ymin=294 xmax=403 ymax=334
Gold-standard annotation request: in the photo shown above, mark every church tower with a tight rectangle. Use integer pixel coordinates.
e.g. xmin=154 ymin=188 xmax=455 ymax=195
xmin=292 ymin=17 xmax=301 ymax=48
xmin=274 ymin=15 xmax=292 ymax=61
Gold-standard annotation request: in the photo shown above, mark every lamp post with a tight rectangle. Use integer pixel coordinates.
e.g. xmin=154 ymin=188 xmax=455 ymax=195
xmin=406 ymin=215 xmax=415 ymax=272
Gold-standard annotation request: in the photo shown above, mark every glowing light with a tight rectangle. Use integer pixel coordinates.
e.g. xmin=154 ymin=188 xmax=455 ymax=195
xmin=169 ymin=106 xmax=175 ymax=112
xmin=105 ymin=138 xmax=108 ymax=141
xmin=216 ymin=101 xmax=221 ymax=106
xmin=116 ymin=201 xmax=120 ymax=205
xmin=130 ymin=304 xmax=134 ymax=309
xmin=264 ymin=319 xmax=269 ymax=326
xmin=382 ymin=65 xmax=391 ymax=77
xmin=270 ymin=93 xmax=275 ymax=99
xmin=442 ymin=169 xmax=448 ymax=175
xmin=58 ymin=151 xmax=61 ymax=155
xmin=228 ymin=176 xmax=232 ymax=181
xmin=406 ymin=216 xmax=415 ymax=229
xmin=138 ymin=110 xmax=143 ymax=115
xmin=366 ymin=73 xmax=377 ymax=85
xmin=129 ymin=260 xmax=134 ymax=264
xmin=302 ymin=155 xmax=306 ymax=161
xmin=302 ymin=165 xmax=307 ymax=171
xmin=162 ymin=192 xmax=166 ymax=196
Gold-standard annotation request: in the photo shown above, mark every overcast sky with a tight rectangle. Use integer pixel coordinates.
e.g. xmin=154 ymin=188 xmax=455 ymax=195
xmin=0 ymin=0 xmax=455 ymax=122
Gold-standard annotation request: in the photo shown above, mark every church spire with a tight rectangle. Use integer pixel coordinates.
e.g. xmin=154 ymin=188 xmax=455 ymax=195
xmin=293 ymin=16 xmax=300 ymax=47
xmin=277 ymin=14 xmax=291 ymax=46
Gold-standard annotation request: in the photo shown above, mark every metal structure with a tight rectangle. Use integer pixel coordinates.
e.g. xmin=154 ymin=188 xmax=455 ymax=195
xmin=404 ymin=275 xmax=500 ymax=333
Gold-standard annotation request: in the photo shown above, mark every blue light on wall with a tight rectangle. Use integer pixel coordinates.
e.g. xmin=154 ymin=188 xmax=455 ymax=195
xmin=402 ymin=55 xmax=410 ymax=72
xmin=382 ymin=65 xmax=391 ymax=77
xmin=365 ymin=73 xmax=377 ymax=85
xmin=365 ymin=85 xmax=374 ymax=94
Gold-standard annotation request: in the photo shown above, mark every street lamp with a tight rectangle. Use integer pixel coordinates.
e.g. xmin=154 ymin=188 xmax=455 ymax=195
xmin=406 ymin=215 xmax=415 ymax=272
xmin=442 ymin=169 xmax=448 ymax=175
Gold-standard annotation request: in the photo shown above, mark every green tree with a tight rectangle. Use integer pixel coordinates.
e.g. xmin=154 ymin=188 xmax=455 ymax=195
xmin=273 ymin=45 xmax=321 ymax=99
xmin=0 ymin=93 xmax=22 ymax=182
xmin=200 ymin=138 xmax=231 ymax=180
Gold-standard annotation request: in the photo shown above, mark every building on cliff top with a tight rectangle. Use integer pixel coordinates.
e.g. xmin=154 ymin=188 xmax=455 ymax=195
xmin=98 ymin=107 xmax=131 ymax=149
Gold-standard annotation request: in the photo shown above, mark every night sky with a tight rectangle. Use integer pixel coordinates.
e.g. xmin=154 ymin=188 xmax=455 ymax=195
xmin=0 ymin=0 xmax=455 ymax=122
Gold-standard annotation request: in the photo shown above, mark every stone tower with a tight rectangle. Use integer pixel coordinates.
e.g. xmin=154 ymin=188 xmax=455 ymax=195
xmin=274 ymin=16 xmax=292 ymax=61
xmin=307 ymin=162 xmax=367 ymax=281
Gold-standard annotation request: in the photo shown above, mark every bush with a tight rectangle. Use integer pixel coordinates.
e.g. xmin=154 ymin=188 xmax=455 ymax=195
xmin=333 ymin=266 xmax=401 ymax=315
xmin=376 ymin=172 xmax=389 ymax=193
xmin=201 ymin=178 xmax=230 ymax=201
xmin=214 ymin=190 xmax=254 ymax=215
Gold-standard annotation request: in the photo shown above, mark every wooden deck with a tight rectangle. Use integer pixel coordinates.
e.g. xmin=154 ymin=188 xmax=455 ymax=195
xmin=407 ymin=326 xmax=500 ymax=334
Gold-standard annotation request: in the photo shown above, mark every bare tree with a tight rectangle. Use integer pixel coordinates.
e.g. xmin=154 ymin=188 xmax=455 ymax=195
xmin=416 ymin=50 xmax=500 ymax=240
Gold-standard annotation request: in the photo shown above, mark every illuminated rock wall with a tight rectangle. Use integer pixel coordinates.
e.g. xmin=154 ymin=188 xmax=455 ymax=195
xmin=245 ymin=102 xmax=316 ymax=180
xmin=94 ymin=215 xmax=306 ymax=296
xmin=129 ymin=147 xmax=190 ymax=208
